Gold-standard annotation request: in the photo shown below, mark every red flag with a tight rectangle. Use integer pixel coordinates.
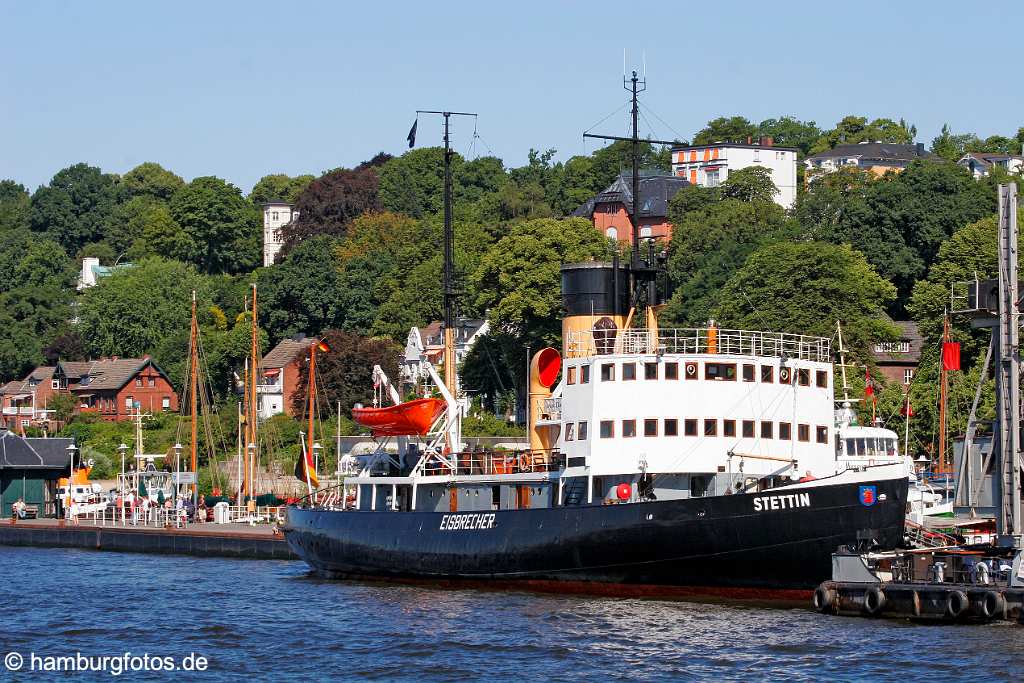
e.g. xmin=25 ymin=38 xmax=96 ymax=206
xmin=316 ymin=338 xmax=330 ymax=353
xmin=864 ymin=367 xmax=874 ymax=397
xmin=900 ymin=397 xmax=914 ymax=417
xmin=942 ymin=342 xmax=960 ymax=371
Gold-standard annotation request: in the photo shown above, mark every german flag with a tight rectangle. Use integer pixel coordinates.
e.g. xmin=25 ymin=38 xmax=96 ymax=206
xmin=295 ymin=448 xmax=319 ymax=487
xmin=316 ymin=338 xmax=330 ymax=353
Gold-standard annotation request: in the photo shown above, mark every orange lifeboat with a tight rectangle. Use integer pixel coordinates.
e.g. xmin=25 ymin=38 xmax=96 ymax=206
xmin=351 ymin=398 xmax=446 ymax=437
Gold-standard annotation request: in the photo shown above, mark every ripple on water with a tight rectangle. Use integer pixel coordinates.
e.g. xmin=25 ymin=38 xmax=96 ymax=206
xmin=2 ymin=547 xmax=1024 ymax=681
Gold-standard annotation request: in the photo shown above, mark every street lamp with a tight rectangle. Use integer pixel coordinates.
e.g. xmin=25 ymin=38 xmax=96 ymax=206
xmin=173 ymin=442 xmax=183 ymax=502
xmin=312 ymin=442 xmax=323 ymax=477
xmin=65 ymin=443 xmax=78 ymax=520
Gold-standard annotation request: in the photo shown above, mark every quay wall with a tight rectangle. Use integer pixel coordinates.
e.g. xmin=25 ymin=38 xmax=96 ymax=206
xmin=0 ymin=522 xmax=297 ymax=560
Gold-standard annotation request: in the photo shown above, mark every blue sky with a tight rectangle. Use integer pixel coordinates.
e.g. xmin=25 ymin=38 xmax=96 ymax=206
xmin=2 ymin=1 xmax=1021 ymax=193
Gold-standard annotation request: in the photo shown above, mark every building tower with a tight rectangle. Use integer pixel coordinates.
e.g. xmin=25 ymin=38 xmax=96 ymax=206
xmin=262 ymin=201 xmax=297 ymax=267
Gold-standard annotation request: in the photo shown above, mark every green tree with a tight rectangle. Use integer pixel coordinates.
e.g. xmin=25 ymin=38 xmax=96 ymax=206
xmin=29 ymin=163 xmax=126 ymax=253
xmin=693 ymin=116 xmax=757 ymax=145
xmin=0 ymin=180 xmax=31 ymax=233
xmin=122 ymin=162 xmax=184 ymax=200
xmin=249 ymin=173 xmax=315 ymax=205
xmin=169 ymin=176 xmax=261 ymax=274
xmin=257 ymin=236 xmax=347 ymax=342
xmin=379 ymin=147 xmax=460 ymax=218
xmin=77 ymin=257 xmax=208 ymax=357
xmin=756 ymin=117 xmax=822 ymax=155
xmin=719 ymin=166 xmax=778 ymax=203
xmin=715 ymin=242 xmax=898 ymax=354
xmin=810 ymin=116 xmax=915 ymax=154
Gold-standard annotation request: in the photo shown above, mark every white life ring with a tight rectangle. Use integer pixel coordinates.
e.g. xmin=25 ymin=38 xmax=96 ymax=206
xmin=779 ymin=367 xmax=791 ymax=383
xmin=685 ymin=363 xmax=697 ymax=378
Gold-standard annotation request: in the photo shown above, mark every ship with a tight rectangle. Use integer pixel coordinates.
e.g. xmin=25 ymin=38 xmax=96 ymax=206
xmin=282 ymin=77 xmax=909 ymax=596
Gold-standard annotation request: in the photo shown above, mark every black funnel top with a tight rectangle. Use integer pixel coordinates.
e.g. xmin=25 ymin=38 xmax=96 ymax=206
xmin=561 ymin=262 xmax=630 ymax=317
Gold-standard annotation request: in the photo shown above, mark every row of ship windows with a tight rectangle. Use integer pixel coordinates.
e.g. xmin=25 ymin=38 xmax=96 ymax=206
xmin=566 ymin=361 xmax=828 ymax=387
xmin=564 ymin=418 xmax=829 ymax=443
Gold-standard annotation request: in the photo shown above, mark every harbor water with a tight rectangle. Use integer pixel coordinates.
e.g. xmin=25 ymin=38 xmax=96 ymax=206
xmin=2 ymin=547 xmax=1022 ymax=681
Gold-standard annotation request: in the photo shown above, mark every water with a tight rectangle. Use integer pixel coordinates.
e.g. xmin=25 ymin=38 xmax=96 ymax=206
xmin=1 ymin=547 xmax=1022 ymax=681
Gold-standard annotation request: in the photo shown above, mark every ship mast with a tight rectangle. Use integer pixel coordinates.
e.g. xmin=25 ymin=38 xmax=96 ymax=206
xmin=583 ymin=71 xmax=676 ymax=321
xmin=938 ymin=313 xmax=950 ymax=472
xmin=244 ymin=283 xmax=260 ymax=501
xmin=189 ymin=290 xmax=199 ymax=503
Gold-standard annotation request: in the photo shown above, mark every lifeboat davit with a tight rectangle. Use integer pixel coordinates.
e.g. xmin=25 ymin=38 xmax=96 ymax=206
xmin=351 ymin=398 xmax=446 ymax=437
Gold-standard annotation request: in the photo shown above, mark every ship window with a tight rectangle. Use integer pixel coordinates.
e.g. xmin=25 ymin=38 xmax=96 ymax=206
xmin=492 ymin=486 xmax=500 ymax=509
xmin=816 ymin=370 xmax=828 ymax=388
xmin=644 ymin=362 xmax=658 ymax=380
xmin=564 ymin=423 xmax=575 ymax=441
xmin=567 ymin=366 xmax=577 ymax=385
xmin=816 ymin=426 xmax=829 ymax=444
xmin=742 ymin=364 xmax=755 ymax=382
xmin=577 ymin=421 xmax=588 ymax=440
xmin=886 ymin=438 xmax=896 ymax=455
xmin=664 ymin=418 xmax=678 ymax=436
xmin=865 ymin=439 xmax=877 ymax=456
xmin=798 ymin=369 xmax=810 ymax=386
xmin=723 ymin=419 xmax=736 ymax=437
xmin=798 ymin=424 xmax=810 ymax=442
xmin=705 ymin=363 xmax=736 ymax=381
xmin=684 ymin=419 xmax=698 ymax=436
xmin=622 ymin=363 xmax=636 ymax=381
xmin=622 ymin=419 xmax=636 ymax=438
xmin=644 ymin=419 xmax=658 ymax=437
xmin=779 ymin=422 xmax=792 ymax=440
xmin=601 ymin=364 xmax=615 ymax=382
xmin=853 ymin=438 xmax=865 ymax=455
xmin=684 ymin=362 xmax=699 ymax=379
xmin=600 ymin=420 xmax=614 ymax=438
xmin=664 ymin=362 xmax=679 ymax=380
xmin=761 ymin=421 xmax=773 ymax=439
xmin=760 ymin=366 xmax=774 ymax=383
xmin=742 ymin=420 xmax=755 ymax=438
xmin=581 ymin=365 xmax=590 ymax=384
xmin=846 ymin=438 xmax=856 ymax=455
xmin=704 ymin=419 xmax=717 ymax=436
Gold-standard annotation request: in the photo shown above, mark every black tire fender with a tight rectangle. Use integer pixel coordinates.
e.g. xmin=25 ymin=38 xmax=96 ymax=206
xmin=863 ymin=586 xmax=886 ymax=616
xmin=946 ymin=590 xmax=969 ymax=619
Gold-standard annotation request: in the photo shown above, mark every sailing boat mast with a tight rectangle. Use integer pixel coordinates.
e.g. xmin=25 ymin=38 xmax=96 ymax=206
xmin=244 ymin=283 xmax=260 ymax=500
xmin=938 ymin=312 xmax=951 ymax=472
xmin=189 ymin=290 xmax=199 ymax=502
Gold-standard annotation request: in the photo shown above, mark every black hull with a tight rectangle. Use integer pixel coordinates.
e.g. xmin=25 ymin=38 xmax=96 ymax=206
xmin=283 ymin=476 xmax=907 ymax=592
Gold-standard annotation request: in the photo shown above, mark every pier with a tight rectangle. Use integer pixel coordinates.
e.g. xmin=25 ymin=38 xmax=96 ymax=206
xmin=0 ymin=518 xmax=296 ymax=560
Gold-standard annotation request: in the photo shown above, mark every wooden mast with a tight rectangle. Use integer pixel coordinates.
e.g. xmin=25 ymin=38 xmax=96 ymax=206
xmin=248 ymin=283 xmax=259 ymax=501
xmin=189 ymin=290 xmax=199 ymax=502
xmin=938 ymin=313 xmax=950 ymax=473
xmin=306 ymin=341 xmax=317 ymax=476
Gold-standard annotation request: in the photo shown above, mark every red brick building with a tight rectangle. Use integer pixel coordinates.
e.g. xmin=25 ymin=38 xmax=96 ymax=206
xmin=872 ymin=321 xmax=924 ymax=386
xmin=0 ymin=367 xmax=59 ymax=430
xmin=573 ymin=174 xmax=690 ymax=244
xmin=54 ymin=357 xmax=178 ymax=421
xmin=258 ymin=337 xmax=316 ymax=418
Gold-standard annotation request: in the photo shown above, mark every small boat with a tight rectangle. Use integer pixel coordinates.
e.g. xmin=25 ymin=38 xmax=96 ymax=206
xmin=352 ymin=398 xmax=446 ymax=436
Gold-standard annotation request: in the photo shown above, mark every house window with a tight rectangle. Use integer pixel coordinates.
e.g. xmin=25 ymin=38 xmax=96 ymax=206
xmin=904 ymin=369 xmax=915 ymax=385
xmin=272 ymin=211 xmax=279 ymax=221
xmin=644 ymin=362 xmax=658 ymax=380
xmin=51 ymin=379 xmax=60 ymax=390
xmin=577 ymin=421 xmax=588 ymax=440
xmin=703 ymin=419 xmax=717 ymax=437
xmin=148 ymin=377 xmax=155 ymax=388
xmin=664 ymin=362 xmax=679 ymax=380
xmin=760 ymin=366 xmax=774 ymax=383
xmin=162 ymin=397 xmax=170 ymax=411
xmin=564 ymin=423 xmax=575 ymax=441
xmin=816 ymin=370 xmax=828 ymax=388
xmin=798 ymin=424 xmax=810 ymax=442
xmin=644 ymin=419 xmax=658 ymax=437
xmin=622 ymin=363 xmax=637 ymax=381
xmin=605 ymin=227 xmax=618 ymax=240
xmin=622 ymin=419 xmax=637 ymax=438
xmin=723 ymin=419 xmax=736 ymax=437
xmin=742 ymin=420 xmax=755 ymax=438
xmin=706 ymin=169 xmax=720 ymax=187
xmin=600 ymin=420 xmax=614 ymax=438
xmin=664 ymin=418 xmax=679 ymax=436
xmin=684 ymin=419 xmax=698 ymax=436
xmin=705 ymin=363 xmax=736 ymax=381
xmin=742 ymin=364 xmax=755 ymax=382
xmin=567 ymin=367 xmax=577 ymax=385
xmin=797 ymin=369 xmax=810 ymax=387
xmin=761 ymin=421 xmax=773 ymax=439
xmin=125 ymin=396 xmax=133 ymax=411
xmin=874 ymin=341 xmax=911 ymax=354
xmin=779 ymin=422 xmax=792 ymax=440
xmin=816 ymin=426 xmax=829 ymax=444
xmin=135 ymin=378 xmax=142 ymax=387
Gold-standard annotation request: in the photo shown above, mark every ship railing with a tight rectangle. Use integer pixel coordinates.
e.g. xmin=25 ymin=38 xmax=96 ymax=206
xmin=536 ymin=397 xmax=561 ymax=421
xmin=887 ymin=550 xmax=1011 ymax=587
xmin=420 ymin=449 xmax=564 ymax=477
xmin=565 ymin=327 xmax=831 ymax=362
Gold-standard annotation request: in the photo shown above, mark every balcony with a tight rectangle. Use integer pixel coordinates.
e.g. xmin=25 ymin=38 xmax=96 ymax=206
xmin=2 ymin=407 xmax=35 ymax=416
xmin=257 ymin=382 xmax=282 ymax=394
xmin=565 ymin=327 xmax=831 ymax=362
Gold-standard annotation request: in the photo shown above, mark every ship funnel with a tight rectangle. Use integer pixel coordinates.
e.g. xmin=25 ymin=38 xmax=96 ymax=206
xmin=561 ymin=261 xmax=629 ymax=357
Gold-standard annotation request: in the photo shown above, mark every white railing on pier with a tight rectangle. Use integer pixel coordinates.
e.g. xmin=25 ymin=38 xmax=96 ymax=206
xmin=565 ymin=327 xmax=831 ymax=363
xmin=69 ymin=504 xmax=285 ymax=528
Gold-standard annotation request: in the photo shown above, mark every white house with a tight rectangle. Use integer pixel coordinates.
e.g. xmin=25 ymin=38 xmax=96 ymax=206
xmin=671 ymin=138 xmax=798 ymax=210
xmin=262 ymin=202 xmax=298 ymax=267
xmin=957 ymin=152 xmax=1024 ymax=179
xmin=401 ymin=319 xmax=490 ymax=407
xmin=77 ymin=257 xmax=133 ymax=291
xmin=804 ymin=142 xmax=935 ymax=180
